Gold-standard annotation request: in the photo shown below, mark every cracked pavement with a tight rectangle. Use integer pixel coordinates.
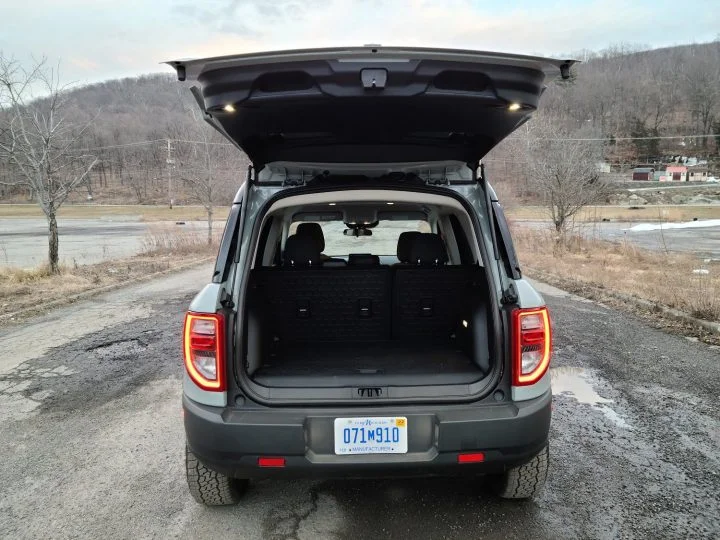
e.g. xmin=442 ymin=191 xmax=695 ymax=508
xmin=0 ymin=266 xmax=718 ymax=539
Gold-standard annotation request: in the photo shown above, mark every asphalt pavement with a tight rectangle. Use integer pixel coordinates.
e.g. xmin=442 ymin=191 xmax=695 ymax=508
xmin=0 ymin=218 xmax=218 ymax=268
xmin=3 ymin=216 xmax=719 ymax=269
xmin=0 ymin=266 xmax=718 ymax=539
xmin=518 ymin=221 xmax=720 ymax=259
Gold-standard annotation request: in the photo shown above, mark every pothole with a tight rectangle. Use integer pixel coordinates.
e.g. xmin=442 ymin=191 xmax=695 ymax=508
xmin=88 ymin=339 xmax=147 ymax=360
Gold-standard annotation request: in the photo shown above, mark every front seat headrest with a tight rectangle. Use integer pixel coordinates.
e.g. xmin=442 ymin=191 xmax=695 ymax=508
xmin=409 ymin=233 xmax=448 ymax=265
xmin=296 ymin=222 xmax=325 ymax=252
xmin=284 ymin=234 xmax=321 ymax=267
xmin=396 ymin=231 xmax=422 ymax=263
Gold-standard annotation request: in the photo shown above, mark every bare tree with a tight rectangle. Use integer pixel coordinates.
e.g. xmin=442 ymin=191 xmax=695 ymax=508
xmin=171 ymin=108 xmax=218 ymax=244
xmin=525 ymin=120 xmax=607 ymax=234
xmin=170 ymin=95 xmax=242 ymax=244
xmin=0 ymin=55 xmax=98 ymax=273
xmin=681 ymin=42 xmax=720 ymax=151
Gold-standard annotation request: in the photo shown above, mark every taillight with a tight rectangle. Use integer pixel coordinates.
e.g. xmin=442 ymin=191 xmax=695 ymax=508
xmin=183 ymin=312 xmax=226 ymax=391
xmin=512 ymin=307 xmax=552 ymax=386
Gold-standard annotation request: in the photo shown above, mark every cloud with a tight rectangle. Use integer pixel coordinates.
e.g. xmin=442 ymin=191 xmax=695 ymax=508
xmin=172 ymin=3 xmax=198 ymax=17
xmin=2 ymin=0 xmax=719 ymax=85
xmin=172 ymin=0 xmax=323 ymax=26
xmin=66 ymin=57 xmax=98 ymax=71
xmin=216 ymin=20 xmax=259 ymax=37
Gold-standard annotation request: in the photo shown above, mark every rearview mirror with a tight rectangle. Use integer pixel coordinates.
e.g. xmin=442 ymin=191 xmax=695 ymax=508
xmin=343 ymin=228 xmax=373 ymax=237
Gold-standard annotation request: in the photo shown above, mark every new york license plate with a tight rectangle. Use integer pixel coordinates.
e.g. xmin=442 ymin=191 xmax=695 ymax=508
xmin=334 ymin=417 xmax=408 ymax=455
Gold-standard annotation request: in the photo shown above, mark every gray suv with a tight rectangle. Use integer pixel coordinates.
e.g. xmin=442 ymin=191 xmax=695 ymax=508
xmin=169 ymin=46 xmax=568 ymax=505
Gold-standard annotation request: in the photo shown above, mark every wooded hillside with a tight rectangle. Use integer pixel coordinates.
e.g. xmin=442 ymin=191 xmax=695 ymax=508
xmin=2 ymin=40 xmax=719 ymax=205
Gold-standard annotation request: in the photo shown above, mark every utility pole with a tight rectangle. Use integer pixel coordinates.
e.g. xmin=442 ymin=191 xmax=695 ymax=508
xmin=166 ymin=138 xmax=174 ymax=209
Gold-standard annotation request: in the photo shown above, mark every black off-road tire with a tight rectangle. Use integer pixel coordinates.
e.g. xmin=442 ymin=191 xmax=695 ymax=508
xmin=185 ymin=446 xmax=248 ymax=505
xmin=493 ymin=445 xmax=549 ymax=500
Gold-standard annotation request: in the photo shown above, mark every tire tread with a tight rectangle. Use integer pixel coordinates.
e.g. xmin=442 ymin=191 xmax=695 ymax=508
xmin=185 ymin=446 xmax=247 ymax=506
xmin=494 ymin=445 xmax=549 ymax=499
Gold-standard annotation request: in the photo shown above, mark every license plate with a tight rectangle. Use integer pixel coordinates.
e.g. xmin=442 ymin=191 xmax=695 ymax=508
xmin=334 ymin=417 xmax=408 ymax=455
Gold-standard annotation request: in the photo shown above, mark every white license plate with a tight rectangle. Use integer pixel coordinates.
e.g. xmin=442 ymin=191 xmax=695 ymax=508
xmin=334 ymin=417 xmax=408 ymax=455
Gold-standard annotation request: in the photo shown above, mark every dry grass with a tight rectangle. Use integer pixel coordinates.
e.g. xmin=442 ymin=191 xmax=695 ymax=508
xmin=506 ymin=205 xmax=720 ymax=222
xmin=0 ymin=226 xmax=218 ymax=320
xmin=141 ymin=224 xmax=221 ymax=256
xmin=513 ymin=226 xmax=720 ymax=322
xmin=0 ymin=204 xmax=230 ymax=222
xmin=2 ymin=202 xmax=717 ymax=223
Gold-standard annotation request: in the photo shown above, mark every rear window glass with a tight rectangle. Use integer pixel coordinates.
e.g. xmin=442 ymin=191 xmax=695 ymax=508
xmin=290 ymin=220 xmax=430 ymax=256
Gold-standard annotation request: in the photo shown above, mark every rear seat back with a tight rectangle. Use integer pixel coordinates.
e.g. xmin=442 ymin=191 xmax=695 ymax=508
xmin=250 ymin=267 xmax=391 ymax=342
xmin=393 ymin=233 xmax=478 ymax=341
xmin=251 ymin=232 xmax=478 ymax=345
xmin=393 ymin=266 xmax=479 ymax=341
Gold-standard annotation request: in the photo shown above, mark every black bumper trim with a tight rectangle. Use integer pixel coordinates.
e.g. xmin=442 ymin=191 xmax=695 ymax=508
xmin=184 ymin=391 xmax=551 ymax=479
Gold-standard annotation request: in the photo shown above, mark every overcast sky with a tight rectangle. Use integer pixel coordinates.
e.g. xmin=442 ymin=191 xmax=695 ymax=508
xmin=1 ymin=0 xmax=718 ymax=84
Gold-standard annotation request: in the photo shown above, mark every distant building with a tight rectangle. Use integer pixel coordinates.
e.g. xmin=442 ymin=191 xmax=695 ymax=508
xmin=596 ymin=162 xmax=611 ymax=173
xmin=632 ymin=167 xmax=654 ymax=181
xmin=687 ymin=167 xmax=710 ymax=181
xmin=666 ymin=165 xmax=688 ymax=181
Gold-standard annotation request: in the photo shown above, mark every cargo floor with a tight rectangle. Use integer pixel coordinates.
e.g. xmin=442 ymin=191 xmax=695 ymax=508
xmin=252 ymin=341 xmax=484 ymax=387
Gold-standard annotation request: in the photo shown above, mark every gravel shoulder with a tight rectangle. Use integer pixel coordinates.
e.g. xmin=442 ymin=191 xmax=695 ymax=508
xmin=0 ymin=267 xmax=718 ymax=539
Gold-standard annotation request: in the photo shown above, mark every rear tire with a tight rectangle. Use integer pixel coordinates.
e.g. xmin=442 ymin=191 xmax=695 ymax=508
xmin=493 ymin=444 xmax=549 ymax=500
xmin=185 ymin=446 xmax=248 ymax=506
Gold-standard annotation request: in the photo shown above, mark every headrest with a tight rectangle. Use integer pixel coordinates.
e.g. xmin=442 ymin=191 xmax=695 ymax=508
xmin=296 ymin=222 xmax=325 ymax=252
xmin=348 ymin=253 xmax=380 ymax=266
xmin=396 ymin=231 xmax=422 ymax=262
xmin=409 ymin=233 xmax=448 ymax=265
xmin=284 ymin=234 xmax=321 ymax=267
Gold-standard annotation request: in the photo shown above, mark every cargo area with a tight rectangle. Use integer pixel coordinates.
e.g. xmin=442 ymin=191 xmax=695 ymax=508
xmin=242 ymin=212 xmax=494 ymax=391
xmin=251 ymin=341 xmax=483 ymax=388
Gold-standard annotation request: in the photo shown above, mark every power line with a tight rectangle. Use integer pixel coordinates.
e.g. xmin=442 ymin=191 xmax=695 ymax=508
xmin=70 ymin=138 xmax=239 ymax=152
xmin=171 ymin=138 xmax=236 ymax=147
xmin=65 ymin=132 xmax=720 ymax=153
xmin=70 ymin=138 xmax=169 ymax=151
xmin=508 ymin=133 xmax=719 ymax=142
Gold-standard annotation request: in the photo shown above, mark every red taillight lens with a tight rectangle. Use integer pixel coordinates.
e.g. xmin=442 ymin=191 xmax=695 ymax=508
xmin=457 ymin=452 xmax=485 ymax=464
xmin=512 ymin=307 xmax=552 ymax=386
xmin=258 ymin=457 xmax=286 ymax=468
xmin=183 ymin=312 xmax=226 ymax=391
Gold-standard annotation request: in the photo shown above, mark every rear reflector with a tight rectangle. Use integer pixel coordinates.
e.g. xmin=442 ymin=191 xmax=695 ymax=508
xmin=457 ymin=452 xmax=485 ymax=464
xmin=183 ymin=312 xmax=226 ymax=392
xmin=258 ymin=457 xmax=286 ymax=468
xmin=512 ymin=307 xmax=552 ymax=386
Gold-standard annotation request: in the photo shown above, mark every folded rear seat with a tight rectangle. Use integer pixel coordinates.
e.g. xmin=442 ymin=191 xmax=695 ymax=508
xmin=249 ymin=234 xmax=391 ymax=343
xmin=393 ymin=233 xmax=480 ymax=342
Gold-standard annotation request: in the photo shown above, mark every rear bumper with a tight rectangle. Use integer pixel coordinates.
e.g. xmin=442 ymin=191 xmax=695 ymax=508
xmin=184 ymin=391 xmax=551 ymax=479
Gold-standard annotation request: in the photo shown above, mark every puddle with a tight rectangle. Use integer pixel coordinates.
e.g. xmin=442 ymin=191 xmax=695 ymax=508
xmin=551 ymin=366 xmax=630 ymax=428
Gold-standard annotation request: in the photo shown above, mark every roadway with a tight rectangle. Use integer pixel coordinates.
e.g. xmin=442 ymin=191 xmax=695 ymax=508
xmin=0 ymin=266 xmax=717 ymax=539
